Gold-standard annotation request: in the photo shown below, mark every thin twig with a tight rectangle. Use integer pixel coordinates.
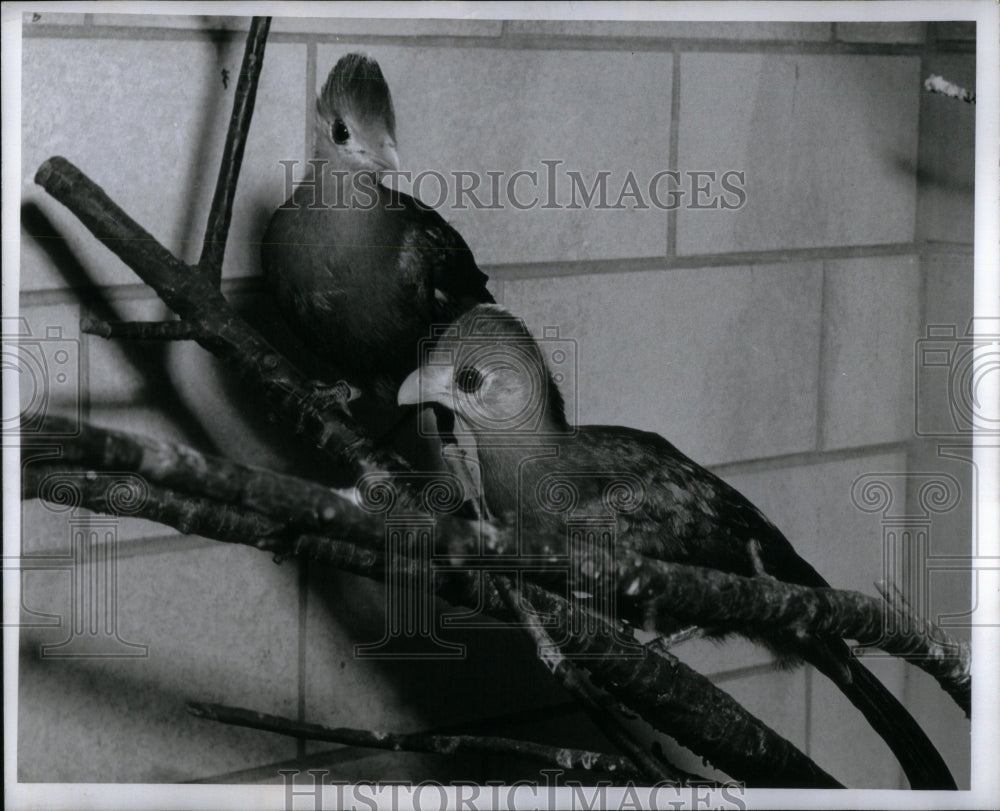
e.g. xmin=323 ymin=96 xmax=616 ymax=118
xmin=80 ymin=317 xmax=205 ymax=341
xmin=199 ymin=16 xmax=271 ymax=283
xmin=187 ymin=701 xmax=641 ymax=778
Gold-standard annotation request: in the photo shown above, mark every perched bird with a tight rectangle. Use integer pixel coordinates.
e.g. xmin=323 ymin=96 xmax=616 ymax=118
xmin=398 ymin=303 xmax=956 ymax=790
xmin=262 ymin=53 xmax=493 ymax=447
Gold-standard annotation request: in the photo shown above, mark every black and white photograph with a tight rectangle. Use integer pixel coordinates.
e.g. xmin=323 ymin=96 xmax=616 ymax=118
xmin=3 ymin=2 xmax=998 ymax=809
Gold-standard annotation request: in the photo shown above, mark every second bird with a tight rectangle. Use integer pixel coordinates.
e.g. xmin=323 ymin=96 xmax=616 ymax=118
xmin=262 ymin=53 xmax=494 ymax=443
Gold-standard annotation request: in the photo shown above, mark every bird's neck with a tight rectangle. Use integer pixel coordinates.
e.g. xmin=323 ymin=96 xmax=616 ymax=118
xmin=308 ymin=160 xmax=383 ymax=206
xmin=471 ymin=421 xmax=574 ymax=525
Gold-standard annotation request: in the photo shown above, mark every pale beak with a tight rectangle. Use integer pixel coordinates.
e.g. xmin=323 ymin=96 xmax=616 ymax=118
xmin=398 ymin=363 xmax=454 ymax=408
xmin=373 ymin=141 xmax=400 ymax=173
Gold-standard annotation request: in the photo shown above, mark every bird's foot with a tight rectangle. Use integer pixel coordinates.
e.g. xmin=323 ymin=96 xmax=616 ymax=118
xmin=299 ymin=379 xmax=363 ymax=432
xmin=648 ymin=625 xmax=704 ymax=652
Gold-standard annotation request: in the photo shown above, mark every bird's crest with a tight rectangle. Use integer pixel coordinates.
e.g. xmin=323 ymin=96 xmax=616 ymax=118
xmin=317 ymin=53 xmax=396 ymax=135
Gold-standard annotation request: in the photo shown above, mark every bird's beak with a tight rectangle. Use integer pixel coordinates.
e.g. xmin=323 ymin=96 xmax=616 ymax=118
xmin=398 ymin=363 xmax=453 ymax=408
xmin=373 ymin=141 xmax=400 ymax=173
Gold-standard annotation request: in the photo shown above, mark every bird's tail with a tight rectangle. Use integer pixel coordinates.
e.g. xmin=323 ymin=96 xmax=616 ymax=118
xmin=812 ymin=639 xmax=956 ymax=790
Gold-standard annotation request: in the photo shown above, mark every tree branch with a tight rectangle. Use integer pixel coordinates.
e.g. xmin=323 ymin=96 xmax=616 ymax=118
xmin=26 ymin=415 xmax=971 ymax=715
xmin=22 ymin=460 xmax=838 ymax=787
xmin=187 ymin=701 xmax=642 ymax=779
xmin=80 ymin=317 xmax=206 ymax=341
xmin=293 ymin=534 xmax=844 ymax=789
xmin=199 ymin=16 xmax=271 ymax=283
xmin=492 ymin=574 xmax=699 ymax=785
xmin=443 ymin=519 xmax=972 ymax=716
xmin=565 ymin=545 xmax=972 ymax=717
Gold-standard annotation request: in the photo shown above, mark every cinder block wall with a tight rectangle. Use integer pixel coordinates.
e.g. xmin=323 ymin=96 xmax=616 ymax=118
xmin=17 ymin=14 xmax=974 ymax=788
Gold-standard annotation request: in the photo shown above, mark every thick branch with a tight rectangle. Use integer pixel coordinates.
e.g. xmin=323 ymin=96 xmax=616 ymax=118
xmin=22 ymin=463 xmax=284 ymax=544
xmin=29 ymin=415 xmax=381 ymax=537
xmin=34 ymin=156 xmax=413 ymax=487
xmin=493 ymin=574 xmax=696 ymax=785
xmin=445 ymin=526 xmax=972 ymax=716
xmin=293 ymin=535 xmax=842 ymax=789
xmin=199 ymin=16 xmax=271 ymax=282
xmin=187 ymin=702 xmax=641 ymax=778
xmin=567 ymin=546 xmax=972 ymax=717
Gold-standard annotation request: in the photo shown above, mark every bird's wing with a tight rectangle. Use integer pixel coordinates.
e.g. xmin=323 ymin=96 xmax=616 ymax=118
xmin=395 ymin=192 xmax=495 ymax=314
xmin=569 ymin=426 xmax=830 ymax=587
xmin=552 ymin=426 xmax=954 ymax=789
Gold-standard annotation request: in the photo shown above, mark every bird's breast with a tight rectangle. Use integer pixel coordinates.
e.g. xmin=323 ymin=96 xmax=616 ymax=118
xmin=263 ymin=199 xmax=438 ymax=380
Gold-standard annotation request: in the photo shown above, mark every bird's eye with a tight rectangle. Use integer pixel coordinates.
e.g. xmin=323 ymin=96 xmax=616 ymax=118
xmin=331 ymin=119 xmax=350 ymax=144
xmin=455 ymin=366 xmax=483 ymax=394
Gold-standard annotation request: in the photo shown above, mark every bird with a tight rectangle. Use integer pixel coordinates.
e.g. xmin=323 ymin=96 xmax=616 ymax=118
xmin=397 ymin=303 xmax=956 ymax=790
xmin=261 ymin=53 xmax=494 ymax=455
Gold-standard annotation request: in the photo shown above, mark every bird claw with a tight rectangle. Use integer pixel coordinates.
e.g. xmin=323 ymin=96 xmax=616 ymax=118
xmin=299 ymin=379 xmax=363 ymax=433
xmin=747 ymin=538 xmax=777 ymax=580
xmin=648 ymin=625 xmax=704 ymax=651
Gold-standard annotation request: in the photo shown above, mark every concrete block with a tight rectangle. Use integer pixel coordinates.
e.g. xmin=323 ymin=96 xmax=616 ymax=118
xmin=905 ymin=441 xmax=975 ymax=633
xmin=808 ymin=658 xmax=906 ymax=788
xmin=302 ymin=568 xmax=435 ymax=734
xmin=916 ymin=53 xmax=975 ymax=244
xmin=21 ymin=39 xmax=305 ymax=290
xmin=502 ymin=262 xmax=823 ymax=466
xmin=902 ymin=665 xmax=971 ymax=789
xmin=18 ymin=541 xmax=300 ymax=782
xmin=724 ymin=450 xmax=908 ymax=596
xmin=271 ymin=17 xmax=502 ymax=37
xmin=677 ymin=53 xmax=920 ymax=254
xmin=317 ymin=44 xmax=673 ymax=265
xmin=505 ymin=20 xmax=832 ymax=41
xmin=820 ymin=255 xmax=922 ymax=450
xmin=916 ymin=253 xmax=975 ymax=441
xmin=836 ymin=22 xmax=926 ymax=43
xmin=714 ymin=666 xmax=808 ymax=753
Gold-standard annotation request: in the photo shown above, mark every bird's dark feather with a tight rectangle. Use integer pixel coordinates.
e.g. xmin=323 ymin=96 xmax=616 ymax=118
xmin=484 ymin=424 xmax=822 ymax=585
xmin=263 ymin=181 xmax=492 ymax=419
